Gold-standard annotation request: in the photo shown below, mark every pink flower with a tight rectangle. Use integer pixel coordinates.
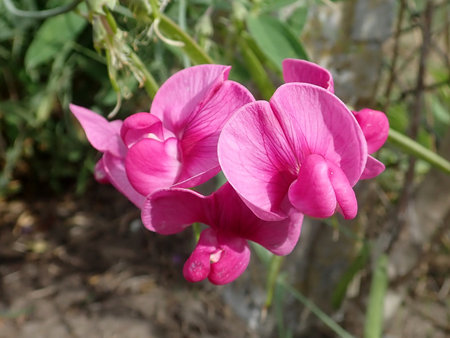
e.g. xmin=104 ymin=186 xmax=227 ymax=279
xmin=218 ymin=83 xmax=368 ymax=221
xmin=70 ymin=104 xmax=146 ymax=208
xmin=282 ymin=58 xmax=389 ymax=179
xmin=71 ymin=64 xmax=254 ymax=206
xmin=125 ymin=64 xmax=255 ymax=196
xmin=141 ymin=183 xmax=303 ymax=285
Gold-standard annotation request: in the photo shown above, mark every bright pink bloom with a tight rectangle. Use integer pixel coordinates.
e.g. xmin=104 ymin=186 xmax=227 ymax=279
xmin=70 ymin=104 xmax=145 ymax=208
xmin=218 ymin=83 xmax=367 ymax=221
xmin=141 ymin=183 xmax=303 ymax=285
xmin=282 ymin=59 xmax=335 ymax=93
xmin=282 ymin=58 xmax=389 ymax=179
xmin=125 ymin=64 xmax=255 ymax=196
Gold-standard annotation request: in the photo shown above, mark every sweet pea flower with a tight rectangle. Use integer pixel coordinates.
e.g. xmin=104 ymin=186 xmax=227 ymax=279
xmin=141 ymin=183 xmax=303 ymax=285
xmin=282 ymin=58 xmax=389 ymax=179
xmin=71 ymin=64 xmax=254 ymax=206
xmin=70 ymin=104 xmax=146 ymax=208
xmin=218 ymin=83 xmax=368 ymax=222
xmin=125 ymin=64 xmax=255 ymax=196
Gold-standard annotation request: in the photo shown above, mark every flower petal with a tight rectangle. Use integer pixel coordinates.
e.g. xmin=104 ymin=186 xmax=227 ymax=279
xmin=247 ymin=207 xmax=303 ymax=255
xmin=327 ymin=160 xmax=357 ymax=219
xmin=282 ymin=58 xmax=334 ymax=93
xmin=208 ymin=233 xmax=250 ymax=285
xmin=93 ymin=158 xmax=109 ymax=184
xmin=70 ymin=104 xmax=126 ymax=158
xmin=183 ymin=228 xmax=218 ymax=283
xmin=176 ymin=80 xmax=254 ymax=188
xmin=270 ymin=83 xmax=367 ymax=186
xmin=151 ymin=64 xmax=231 ymax=135
xmin=125 ymin=138 xmax=181 ymax=196
xmin=102 ymin=152 xmax=145 ymax=208
xmin=288 ymin=154 xmax=337 ymax=218
xmin=218 ymin=101 xmax=298 ymax=220
xmin=353 ymin=108 xmax=389 ymax=154
xmin=360 ymin=155 xmax=385 ymax=180
xmin=183 ymin=228 xmax=251 ymax=285
xmin=120 ymin=112 xmax=165 ymax=148
xmin=141 ymin=188 xmax=211 ymax=235
xmin=211 ymin=183 xmax=303 ymax=255
xmin=288 ymin=154 xmax=357 ymax=219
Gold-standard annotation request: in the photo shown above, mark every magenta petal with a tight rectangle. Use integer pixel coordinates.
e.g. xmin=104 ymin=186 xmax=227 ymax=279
xmin=110 ymin=120 xmax=123 ymax=135
xmin=354 ymin=108 xmax=389 ymax=154
xmin=121 ymin=112 xmax=164 ymax=148
xmin=142 ymin=188 xmax=210 ymax=234
xmin=327 ymin=160 xmax=357 ymax=219
xmin=183 ymin=228 xmax=219 ymax=283
xmin=208 ymin=233 xmax=250 ymax=285
xmin=270 ymin=83 xmax=367 ymax=186
xmin=288 ymin=154 xmax=337 ymax=218
xmin=176 ymin=80 xmax=254 ymax=187
xmin=282 ymin=59 xmax=334 ymax=93
xmin=183 ymin=228 xmax=251 ymax=285
xmin=102 ymin=153 xmax=145 ymax=208
xmin=289 ymin=154 xmax=357 ymax=219
xmin=218 ymin=101 xmax=297 ymax=221
xmin=360 ymin=155 xmax=385 ymax=180
xmin=151 ymin=64 xmax=231 ymax=134
xmin=125 ymin=138 xmax=181 ymax=196
xmin=70 ymin=104 xmax=126 ymax=158
xmin=212 ymin=183 xmax=303 ymax=255
xmin=247 ymin=207 xmax=303 ymax=255
xmin=94 ymin=158 xmax=109 ymax=184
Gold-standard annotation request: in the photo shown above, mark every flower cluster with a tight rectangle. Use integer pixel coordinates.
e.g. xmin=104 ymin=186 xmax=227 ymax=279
xmin=71 ymin=60 xmax=388 ymax=285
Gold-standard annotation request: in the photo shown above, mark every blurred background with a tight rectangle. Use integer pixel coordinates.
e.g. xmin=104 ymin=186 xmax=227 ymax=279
xmin=0 ymin=0 xmax=449 ymax=337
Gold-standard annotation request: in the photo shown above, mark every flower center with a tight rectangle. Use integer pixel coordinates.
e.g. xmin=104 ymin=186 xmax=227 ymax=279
xmin=210 ymin=249 xmax=223 ymax=263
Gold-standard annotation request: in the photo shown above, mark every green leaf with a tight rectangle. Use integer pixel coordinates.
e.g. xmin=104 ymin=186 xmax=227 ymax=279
xmin=364 ymin=255 xmax=388 ymax=338
xmin=431 ymin=96 xmax=450 ymax=125
xmin=430 ymin=96 xmax=450 ymax=138
xmin=285 ymin=6 xmax=308 ymax=36
xmin=24 ymin=12 xmax=86 ymax=71
xmin=246 ymin=14 xmax=308 ymax=73
xmin=386 ymin=103 xmax=408 ymax=133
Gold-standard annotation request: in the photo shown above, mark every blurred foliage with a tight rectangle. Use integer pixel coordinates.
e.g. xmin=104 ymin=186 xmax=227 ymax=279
xmin=0 ymin=0 xmax=312 ymax=197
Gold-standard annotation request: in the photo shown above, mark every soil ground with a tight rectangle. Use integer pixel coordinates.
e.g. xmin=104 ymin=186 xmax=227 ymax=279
xmin=0 ymin=185 xmax=258 ymax=338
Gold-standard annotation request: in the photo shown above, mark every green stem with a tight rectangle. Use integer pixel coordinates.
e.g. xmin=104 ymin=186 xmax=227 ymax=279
xmin=158 ymin=14 xmax=213 ymax=64
xmin=178 ymin=0 xmax=191 ymax=68
xmin=148 ymin=0 xmax=160 ymax=17
xmin=101 ymin=7 xmax=159 ymax=99
xmin=388 ymin=128 xmax=450 ymax=174
xmin=238 ymin=35 xmax=276 ymax=100
xmin=129 ymin=52 xmax=159 ymax=98
xmin=3 ymin=0 xmax=83 ymax=19
xmin=280 ymin=281 xmax=355 ymax=338
xmin=103 ymin=5 xmax=118 ymax=34
xmin=364 ymin=255 xmax=388 ymax=338
xmin=264 ymin=255 xmax=285 ymax=309
xmin=192 ymin=222 xmax=201 ymax=243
